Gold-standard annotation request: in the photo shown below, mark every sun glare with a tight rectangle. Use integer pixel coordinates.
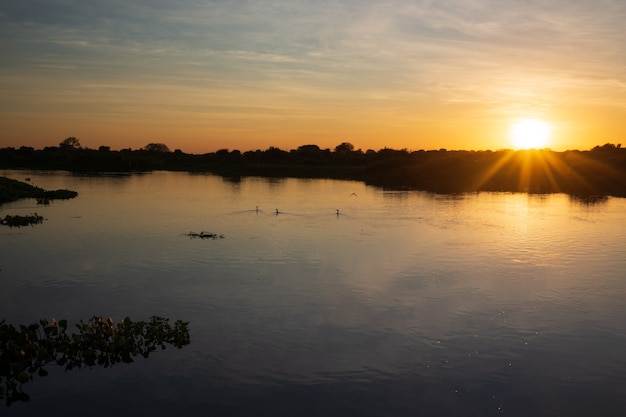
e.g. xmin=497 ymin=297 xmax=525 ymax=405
xmin=509 ymin=118 xmax=553 ymax=150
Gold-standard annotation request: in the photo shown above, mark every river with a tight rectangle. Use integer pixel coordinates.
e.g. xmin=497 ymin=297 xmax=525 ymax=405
xmin=1 ymin=170 xmax=625 ymax=416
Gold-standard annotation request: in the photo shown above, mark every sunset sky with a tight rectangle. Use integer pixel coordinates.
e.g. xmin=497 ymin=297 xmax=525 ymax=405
xmin=1 ymin=1 xmax=625 ymax=154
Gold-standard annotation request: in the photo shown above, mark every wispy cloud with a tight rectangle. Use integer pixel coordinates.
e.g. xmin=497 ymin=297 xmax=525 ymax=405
xmin=1 ymin=0 xmax=625 ymax=150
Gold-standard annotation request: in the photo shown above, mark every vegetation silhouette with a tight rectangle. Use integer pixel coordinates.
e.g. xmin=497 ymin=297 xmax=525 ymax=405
xmin=0 ymin=176 xmax=78 ymax=227
xmin=142 ymin=143 xmax=171 ymax=153
xmin=59 ymin=137 xmax=82 ymax=150
xmin=0 ymin=213 xmax=45 ymax=227
xmin=0 ymin=316 xmax=190 ymax=406
xmin=183 ymin=231 xmax=225 ymax=239
xmin=2 ymin=140 xmax=626 ymax=197
xmin=0 ymin=176 xmax=77 ymax=205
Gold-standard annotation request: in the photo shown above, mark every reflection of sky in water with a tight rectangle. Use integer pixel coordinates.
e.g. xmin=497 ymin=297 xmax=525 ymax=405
xmin=1 ymin=170 xmax=626 ymax=416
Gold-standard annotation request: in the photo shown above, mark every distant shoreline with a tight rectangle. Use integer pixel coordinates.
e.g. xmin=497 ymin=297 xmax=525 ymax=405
xmin=2 ymin=144 xmax=626 ymax=198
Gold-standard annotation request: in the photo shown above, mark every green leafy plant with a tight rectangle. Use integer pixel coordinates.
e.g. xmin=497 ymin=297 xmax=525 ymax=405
xmin=0 ymin=316 xmax=190 ymax=406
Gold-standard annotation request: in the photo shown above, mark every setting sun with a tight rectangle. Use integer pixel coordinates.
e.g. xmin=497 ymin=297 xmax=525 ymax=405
xmin=509 ymin=118 xmax=553 ymax=150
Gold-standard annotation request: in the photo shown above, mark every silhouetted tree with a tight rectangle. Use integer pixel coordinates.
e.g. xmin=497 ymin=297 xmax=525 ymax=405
xmin=264 ymin=146 xmax=289 ymax=162
xmin=142 ymin=143 xmax=171 ymax=153
xmin=334 ymin=142 xmax=354 ymax=153
xmin=374 ymin=147 xmax=409 ymax=160
xmin=296 ymin=144 xmax=324 ymax=162
xmin=298 ymin=144 xmax=321 ymax=153
xmin=59 ymin=137 xmax=81 ymax=149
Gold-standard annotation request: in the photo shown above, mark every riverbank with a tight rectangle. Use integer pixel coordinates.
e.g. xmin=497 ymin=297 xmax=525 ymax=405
xmin=0 ymin=176 xmax=78 ymax=205
xmin=2 ymin=144 xmax=626 ymax=197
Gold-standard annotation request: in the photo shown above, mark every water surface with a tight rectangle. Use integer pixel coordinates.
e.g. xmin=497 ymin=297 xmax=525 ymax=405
xmin=1 ymin=170 xmax=625 ymax=416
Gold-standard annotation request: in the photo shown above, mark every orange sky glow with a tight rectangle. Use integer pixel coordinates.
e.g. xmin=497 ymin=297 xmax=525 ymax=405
xmin=1 ymin=1 xmax=625 ymax=154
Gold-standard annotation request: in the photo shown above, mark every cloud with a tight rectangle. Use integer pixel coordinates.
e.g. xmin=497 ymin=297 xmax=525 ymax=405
xmin=1 ymin=0 xmax=625 ymax=151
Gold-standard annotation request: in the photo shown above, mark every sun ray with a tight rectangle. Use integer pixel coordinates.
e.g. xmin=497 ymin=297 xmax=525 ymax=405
xmin=471 ymin=150 xmax=517 ymax=191
xmin=471 ymin=148 xmax=605 ymax=195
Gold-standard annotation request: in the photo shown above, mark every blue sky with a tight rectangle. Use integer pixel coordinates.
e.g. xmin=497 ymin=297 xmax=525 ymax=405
xmin=1 ymin=0 xmax=625 ymax=152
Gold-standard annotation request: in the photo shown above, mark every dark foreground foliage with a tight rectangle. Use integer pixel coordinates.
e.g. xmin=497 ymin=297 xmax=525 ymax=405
xmin=0 ymin=176 xmax=78 ymax=205
xmin=0 ymin=213 xmax=44 ymax=227
xmin=2 ymin=142 xmax=626 ymax=197
xmin=0 ymin=316 xmax=190 ymax=406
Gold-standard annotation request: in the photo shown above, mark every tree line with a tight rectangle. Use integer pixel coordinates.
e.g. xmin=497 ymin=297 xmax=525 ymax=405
xmin=2 ymin=138 xmax=626 ymax=197
xmin=0 ymin=138 xmax=413 ymax=173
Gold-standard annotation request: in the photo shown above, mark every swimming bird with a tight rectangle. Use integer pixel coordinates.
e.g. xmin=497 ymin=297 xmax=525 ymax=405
xmin=275 ymin=208 xmax=280 ymax=215
xmin=336 ymin=209 xmax=340 ymax=216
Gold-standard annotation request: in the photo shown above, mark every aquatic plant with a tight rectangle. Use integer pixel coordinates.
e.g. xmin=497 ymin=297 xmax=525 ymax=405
xmin=0 ymin=316 xmax=190 ymax=406
xmin=0 ymin=213 xmax=45 ymax=227
xmin=184 ymin=231 xmax=225 ymax=239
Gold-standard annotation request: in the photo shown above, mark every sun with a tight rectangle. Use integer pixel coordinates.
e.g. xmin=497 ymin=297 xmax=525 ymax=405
xmin=508 ymin=118 xmax=553 ymax=149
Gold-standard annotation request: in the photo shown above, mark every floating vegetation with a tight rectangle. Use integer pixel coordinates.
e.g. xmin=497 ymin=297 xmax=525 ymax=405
xmin=0 ymin=213 xmax=45 ymax=227
xmin=0 ymin=316 xmax=190 ymax=406
xmin=184 ymin=231 xmax=225 ymax=239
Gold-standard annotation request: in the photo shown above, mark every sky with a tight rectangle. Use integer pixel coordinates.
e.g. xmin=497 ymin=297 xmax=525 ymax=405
xmin=1 ymin=0 xmax=625 ymax=154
